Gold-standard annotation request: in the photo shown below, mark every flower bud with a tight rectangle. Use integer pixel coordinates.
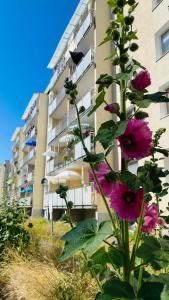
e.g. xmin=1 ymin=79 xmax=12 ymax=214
xmin=130 ymin=43 xmax=139 ymax=52
xmin=124 ymin=15 xmax=134 ymax=25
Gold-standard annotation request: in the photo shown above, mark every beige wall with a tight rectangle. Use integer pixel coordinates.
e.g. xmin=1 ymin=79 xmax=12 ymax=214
xmin=32 ymin=94 xmax=48 ymax=216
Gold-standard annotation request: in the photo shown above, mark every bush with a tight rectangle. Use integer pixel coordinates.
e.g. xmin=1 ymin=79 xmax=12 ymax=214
xmin=0 ymin=204 xmax=30 ymax=260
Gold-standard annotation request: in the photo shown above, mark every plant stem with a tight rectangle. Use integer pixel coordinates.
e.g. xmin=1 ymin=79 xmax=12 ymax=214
xmin=137 ymin=264 xmax=143 ymax=296
xmin=129 ymin=200 xmax=145 ymax=272
xmin=73 ymin=99 xmax=121 ymax=245
xmin=63 ymin=197 xmax=74 ymax=229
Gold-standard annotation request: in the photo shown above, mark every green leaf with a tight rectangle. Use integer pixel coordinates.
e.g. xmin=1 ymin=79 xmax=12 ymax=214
xmin=154 ymin=148 xmax=169 ymax=157
xmin=135 ymin=111 xmax=149 ymax=119
xmin=144 ymin=91 xmax=169 ymax=103
xmin=138 ymin=282 xmax=164 ymax=300
xmin=95 ymin=120 xmax=127 ymax=150
xmin=99 ymin=279 xmax=135 ymax=299
xmin=107 ymin=247 xmax=123 ymax=268
xmin=115 ymin=121 xmax=128 ymax=137
xmin=120 ymin=171 xmax=140 ymax=192
xmin=83 ymin=152 xmax=105 ymax=163
xmin=60 ymin=220 xmax=113 ymax=261
xmin=95 ymin=120 xmax=117 ymax=149
xmin=136 ymin=99 xmax=151 ymax=108
xmin=88 ymin=90 xmax=105 ymax=116
xmin=136 ymin=236 xmax=169 ymax=270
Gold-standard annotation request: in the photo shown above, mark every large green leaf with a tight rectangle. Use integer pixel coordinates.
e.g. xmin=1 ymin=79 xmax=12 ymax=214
xmin=136 ymin=236 xmax=169 ymax=270
xmin=144 ymin=92 xmax=169 ymax=103
xmin=83 ymin=152 xmax=105 ymax=163
xmin=95 ymin=120 xmax=127 ymax=150
xmin=95 ymin=120 xmax=117 ymax=149
xmin=91 ymin=245 xmax=123 ymax=269
xmin=60 ymin=220 xmax=113 ymax=261
xmin=97 ymin=279 xmax=135 ymax=299
xmin=138 ymin=282 xmax=164 ymax=300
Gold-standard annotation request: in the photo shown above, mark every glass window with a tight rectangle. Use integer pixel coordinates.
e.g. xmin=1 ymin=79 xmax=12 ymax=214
xmin=161 ymin=30 xmax=169 ymax=55
xmin=128 ymin=161 xmax=138 ymax=175
xmin=160 ymin=88 xmax=169 ymax=117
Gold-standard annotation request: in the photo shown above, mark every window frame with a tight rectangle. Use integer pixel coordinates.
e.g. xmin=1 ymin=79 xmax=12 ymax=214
xmin=161 ymin=29 xmax=169 ymax=56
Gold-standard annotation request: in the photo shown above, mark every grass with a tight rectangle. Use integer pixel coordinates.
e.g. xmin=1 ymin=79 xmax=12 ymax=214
xmin=0 ymin=217 xmax=98 ymax=300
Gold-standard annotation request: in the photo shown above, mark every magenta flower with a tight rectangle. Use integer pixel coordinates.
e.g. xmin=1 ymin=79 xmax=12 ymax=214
xmin=118 ymin=119 xmax=153 ymax=160
xmin=131 ymin=70 xmax=151 ymax=91
xmin=110 ymin=182 xmax=144 ymax=221
xmin=104 ymin=103 xmax=119 ymax=114
xmin=89 ymin=162 xmax=114 ymax=197
xmin=141 ymin=204 xmax=158 ymax=233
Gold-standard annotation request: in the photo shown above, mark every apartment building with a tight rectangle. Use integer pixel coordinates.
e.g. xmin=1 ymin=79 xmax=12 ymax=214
xmin=18 ymin=93 xmax=48 ymax=216
xmin=43 ymin=0 xmax=117 ymax=222
xmin=0 ymin=160 xmax=10 ymax=205
xmin=128 ymin=0 xmax=169 ymax=213
xmin=9 ymin=127 xmax=24 ymax=204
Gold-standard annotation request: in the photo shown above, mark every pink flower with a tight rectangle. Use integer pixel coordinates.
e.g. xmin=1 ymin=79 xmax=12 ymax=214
xmin=131 ymin=70 xmax=151 ymax=91
xmin=89 ymin=162 xmax=114 ymax=197
xmin=110 ymin=182 xmax=144 ymax=221
xmin=141 ymin=204 xmax=158 ymax=233
xmin=104 ymin=103 xmax=119 ymax=114
xmin=118 ymin=119 xmax=153 ymax=160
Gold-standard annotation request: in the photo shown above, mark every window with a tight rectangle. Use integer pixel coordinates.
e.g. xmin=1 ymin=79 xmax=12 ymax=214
xmin=160 ymin=88 xmax=169 ymax=118
xmin=161 ymin=30 xmax=169 ymax=55
xmin=164 ymin=156 xmax=169 ymax=183
xmin=128 ymin=161 xmax=138 ymax=175
xmin=153 ymin=0 xmax=162 ymax=9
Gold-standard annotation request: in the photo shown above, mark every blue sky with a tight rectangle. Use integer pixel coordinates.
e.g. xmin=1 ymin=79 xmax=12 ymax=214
xmin=0 ymin=0 xmax=79 ymax=163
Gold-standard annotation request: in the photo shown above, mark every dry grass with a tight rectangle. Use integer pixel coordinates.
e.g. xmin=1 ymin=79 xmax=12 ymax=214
xmin=0 ymin=218 xmax=98 ymax=300
xmin=2 ymin=254 xmax=97 ymax=300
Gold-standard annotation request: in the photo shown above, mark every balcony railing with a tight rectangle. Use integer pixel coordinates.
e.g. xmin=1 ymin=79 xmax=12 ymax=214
xmin=23 ymin=107 xmax=37 ymax=132
xmin=68 ymin=90 xmax=93 ymax=124
xmin=48 ymin=113 xmax=68 ymax=144
xmin=48 ymin=87 xmax=66 ymax=116
xmin=12 ymin=136 xmax=19 ymax=151
xmin=75 ymin=12 xmax=93 ymax=46
xmin=19 ymin=196 xmax=32 ymax=207
xmin=46 ymin=136 xmax=92 ymax=173
xmin=70 ymin=48 xmax=94 ymax=83
xmin=13 ymin=151 xmax=19 ymax=160
xmin=20 ymin=150 xmax=35 ymax=167
xmin=44 ymin=185 xmax=96 ymax=208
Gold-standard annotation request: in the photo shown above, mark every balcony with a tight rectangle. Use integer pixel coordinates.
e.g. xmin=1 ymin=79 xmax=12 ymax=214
xmin=48 ymin=87 xmax=66 ymax=116
xmin=48 ymin=113 xmax=67 ymax=144
xmin=13 ymin=150 xmax=19 ymax=160
xmin=46 ymin=135 xmax=92 ymax=173
xmin=75 ymin=12 xmax=93 ymax=46
xmin=19 ymin=196 xmax=32 ymax=207
xmin=70 ymin=48 xmax=94 ymax=84
xmin=23 ymin=107 xmax=37 ymax=132
xmin=44 ymin=185 xmax=96 ymax=208
xmin=21 ymin=150 xmax=36 ymax=167
xmin=68 ymin=90 xmax=93 ymax=124
xmin=12 ymin=136 xmax=19 ymax=151
xmin=22 ymin=127 xmax=37 ymax=150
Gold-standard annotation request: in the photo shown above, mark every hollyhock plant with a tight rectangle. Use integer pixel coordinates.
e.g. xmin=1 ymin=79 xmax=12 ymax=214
xmin=110 ymin=182 xmax=144 ymax=221
xmin=61 ymin=1 xmax=169 ymax=296
xmin=89 ymin=162 xmax=114 ymax=197
xmin=118 ymin=119 xmax=153 ymax=160
xmin=131 ymin=70 xmax=151 ymax=91
xmin=141 ymin=203 xmax=158 ymax=233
